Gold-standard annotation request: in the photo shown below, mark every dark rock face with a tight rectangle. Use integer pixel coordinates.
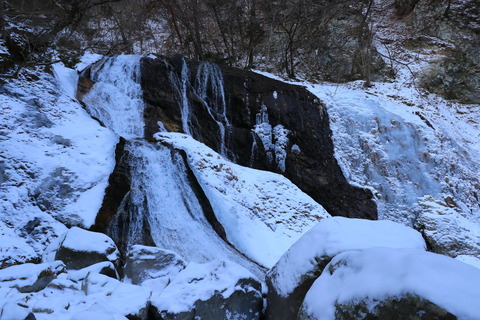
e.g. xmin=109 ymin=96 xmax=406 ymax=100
xmin=266 ymin=266 xmax=326 ymax=320
xmin=394 ymin=0 xmax=420 ymax=16
xmin=141 ymin=57 xmax=377 ymax=219
xmin=91 ymin=138 xmax=131 ymax=235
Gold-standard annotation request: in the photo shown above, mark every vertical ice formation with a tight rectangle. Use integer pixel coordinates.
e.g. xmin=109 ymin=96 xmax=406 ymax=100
xmin=82 ymin=55 xmax=145 ymax=139
xmin=170 ymin=60 xmax=231 ymax=156
xmin=194 ymin=62 xmax=230 ymax=156
xmin=169 ymin=58 xmax=192 ymax=136
xmin=254 ymin=105 xmax=290 ymax=172
xmin=108 ymin=140 xmax=263 ymax=276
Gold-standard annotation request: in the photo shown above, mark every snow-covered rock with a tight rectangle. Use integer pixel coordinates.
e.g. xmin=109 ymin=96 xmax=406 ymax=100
xmin=155 ymin=132 xmax=331 ymax=268
xmin=0 ymin=221 xmax=38 ymax=269
xmin=43 ymin=227 xmax=119 ymax=270
xmin=0 ymin=63 xmax=117 ymax=266
xmin=68 ymin=261 xmax=119 ymax=282
xmin=150 ymin=260 xmax=262 ymax=320
xmin=415 ymin=196 xmax=480 ymax=258
xmin=0 ymin=261 xmax=66 ymax=293
xmin=124 ymin=245 xmax=186 ymax=287
xmin=0 ymin=301 xmax=36 ymax=320
xmin=80 ymin=273 xmax=151 ymax=319
xmin=299 ymin=248 xmax=480 ymax=320
xmin=266 ymin=217 xmax=426 ymax=320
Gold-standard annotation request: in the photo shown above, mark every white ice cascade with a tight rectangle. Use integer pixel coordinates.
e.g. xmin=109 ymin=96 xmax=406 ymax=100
xmin=194 ymin=62 xmax=230 ymax=156
xmin=169 ymin=58 xmax=192 ymax=136
xmin=254 ymin=105 xmax=290 ymax=172
xmin=108 ymin=140 xmax=263 ymax=276
xmin=82 ymin=55 xmax=145 ymax=139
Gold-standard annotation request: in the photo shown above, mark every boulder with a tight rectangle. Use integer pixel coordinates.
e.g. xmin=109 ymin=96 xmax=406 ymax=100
xmin=150 ymin=260 xmax=262 ymax=320
xmin=414 ymin=197 xmax=480 ymax=259
xmin=68 ymin=261 xmax=119 ymax=282
xmin=43 ymin=227 xmax=120 ymax=270
xmin=265 ymin=217 xmax=426 ymax=320
xmin=81 ymin=273 xmax=151 ymax=320
xmin=298 ymin=248 xmax=480 ymax=319
xmin=124 ymin=245 xmax=186 ymax=287
xmin=0 ymin=261 xmax=66 ymax=293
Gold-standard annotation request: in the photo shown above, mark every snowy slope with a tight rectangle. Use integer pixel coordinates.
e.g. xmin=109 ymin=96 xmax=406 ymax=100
xmin=0 ymin=64 xmax=117 ymax=266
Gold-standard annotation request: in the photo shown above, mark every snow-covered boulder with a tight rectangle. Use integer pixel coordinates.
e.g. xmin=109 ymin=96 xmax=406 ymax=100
xmin=265 ymin=217 xmax=426 ymax=320
xmin=43 ymin=227 xmax=119 ymax=270
xmin=299 ymin=248 xmax=480 ymax=320
xmin=0 ymin=261 xmax=66 ymax=293
xmin=0 ymin=221 xmax=38 ymax=269
xmin=68 ymin=261 xmax=119 ymax=282
xmin=80 ymin=273 xmax=151 ymax=320
xmin=124 ymin=245 xmax=186 ymax=287
xmin=415 ymin=196 xmax=480 ymax=259
xmin=0 ymin=302 xmax=36 ymax=320
xmin=150 ymin=260 xmax=262 ymax=320
xmin=155 ymin=132 xmax=331 ymax=268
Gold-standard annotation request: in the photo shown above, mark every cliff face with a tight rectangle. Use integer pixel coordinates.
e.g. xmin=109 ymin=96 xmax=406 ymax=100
xmin=393 ymin=0 xmax=480 ymax=104
xmin=139 ymin=56 xmax=377 ymax=220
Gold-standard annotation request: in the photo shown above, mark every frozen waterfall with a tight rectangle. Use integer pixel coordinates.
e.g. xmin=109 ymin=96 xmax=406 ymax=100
xmin=82 ymin=55 xmax=145 ymax=139
xmin=109 ymin=140 xmax=263 ymax=276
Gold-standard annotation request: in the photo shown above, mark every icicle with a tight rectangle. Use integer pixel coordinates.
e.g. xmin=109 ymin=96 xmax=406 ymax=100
xmin=253 ymin=105 xmax=290 ymax=172
xmin=194 ymin=62 xmax=231 ymax=157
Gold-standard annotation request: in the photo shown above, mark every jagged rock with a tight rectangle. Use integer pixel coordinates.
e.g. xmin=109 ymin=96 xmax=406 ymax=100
xmin=0 ymin=261 xmax=66 ymax=293
xmin=124 ymin=245 xmax=186 ymax=287
xmin=298 ymin=248 xmax=480 ymax=319
xmin=43 ymin=227 xmax=120 ymax=270
xmin=150 ymin=260 xmax=262 ymax=320
xmin=265 ymin=217 xmax=426 ymax=320
xmin=419 ymin=53 xmax=480 ymax=104
xmin=415 ymin=197 xmax=480 ymax=258
xmin=137 ymin=56 xmax=377 ymax=220
xmin=0 ymin=302 xmax=36 ymax=320
xmin=412 ymin=0 xmax=480 ymax=103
